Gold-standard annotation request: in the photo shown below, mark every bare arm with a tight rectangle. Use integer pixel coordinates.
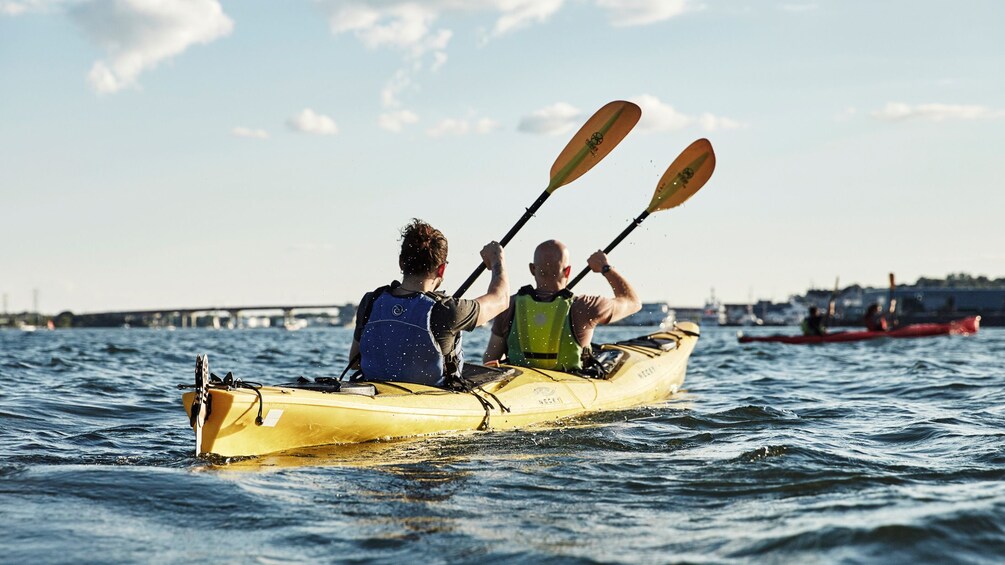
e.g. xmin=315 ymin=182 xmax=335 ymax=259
xmin=473 ymin=242 xmax=509 ymax=327
xmin=483 ymin=332 xmax=508 ymax=364
xmin=588 ymin=250 xmax=641 ymax=324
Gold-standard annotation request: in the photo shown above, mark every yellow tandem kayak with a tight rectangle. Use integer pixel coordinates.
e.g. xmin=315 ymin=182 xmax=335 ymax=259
xmin=181 ymin=322 xmax=700 ymax=458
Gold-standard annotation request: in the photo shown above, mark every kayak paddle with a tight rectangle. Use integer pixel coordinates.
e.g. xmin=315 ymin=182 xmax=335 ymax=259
xmin=826 ymin=276 xmax=840 ymax=326
xmin=452 ymin=100 xmax=642 ymax=298
xmin=567 ymin=138 xmax=716 ymax=290
xmin=888 ymin=272 xmax=898 ymax=327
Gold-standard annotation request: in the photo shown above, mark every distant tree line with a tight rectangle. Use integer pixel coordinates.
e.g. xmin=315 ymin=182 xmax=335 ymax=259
xmin=913 ymin=273 xmax=1005 ymax=288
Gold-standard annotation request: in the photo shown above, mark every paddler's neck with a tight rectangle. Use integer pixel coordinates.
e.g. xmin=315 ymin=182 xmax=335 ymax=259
xmin=399 ymin=273 xmax=441 ymax=294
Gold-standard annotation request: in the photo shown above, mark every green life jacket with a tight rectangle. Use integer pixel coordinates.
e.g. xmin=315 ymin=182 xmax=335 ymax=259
xmin=506 ymin=286 xmax=583 ymax=371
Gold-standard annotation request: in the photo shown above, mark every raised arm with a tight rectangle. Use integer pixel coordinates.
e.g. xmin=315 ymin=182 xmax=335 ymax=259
xmin=588 ymin=250 xmax=641 ymax=323
xmin=473 ymin=241 xmax=509 ymax=327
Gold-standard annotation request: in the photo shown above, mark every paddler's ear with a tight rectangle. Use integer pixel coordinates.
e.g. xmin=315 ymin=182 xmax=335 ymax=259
xmin=528 ymin=263 xmax=536 ymax=276
xmin=563 ymin=265 xmax=572 ymax=278
xmin=436 ymin=263 xmax=446 ymax=278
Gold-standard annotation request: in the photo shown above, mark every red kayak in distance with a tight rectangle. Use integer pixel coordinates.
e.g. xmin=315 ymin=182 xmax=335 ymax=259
xmin=737 ymin=316 xmax=981 ymax=344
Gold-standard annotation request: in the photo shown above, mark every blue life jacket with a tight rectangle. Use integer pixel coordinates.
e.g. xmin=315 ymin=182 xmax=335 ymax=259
xmin=359 ymin=286 xmax=462 ymax=386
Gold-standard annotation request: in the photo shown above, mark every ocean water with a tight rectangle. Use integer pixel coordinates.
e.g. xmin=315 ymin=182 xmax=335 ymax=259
xmin=1 ymin=325 xmax=1003 ymax=564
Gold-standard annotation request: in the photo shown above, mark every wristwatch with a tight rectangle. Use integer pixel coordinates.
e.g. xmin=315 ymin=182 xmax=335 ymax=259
xmin=601 ymin=264 xmax=612 ymax=274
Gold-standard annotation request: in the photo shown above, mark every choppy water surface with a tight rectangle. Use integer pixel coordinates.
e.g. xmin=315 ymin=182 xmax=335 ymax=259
xmin=2 ymin=325 xmax=1003 ymax=563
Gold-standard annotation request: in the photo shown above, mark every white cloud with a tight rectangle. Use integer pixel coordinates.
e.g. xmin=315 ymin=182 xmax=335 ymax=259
xmin=697 ymin=112 xmax=743 ymax=131
xmin=872 ymin=102 xmax=1005 ymax=122
xmin=232 ymin=127 xmax=269 ymax=140
xmin=381 ymin=68 xmax=414 ymax=109
xmin=427 ymin=116 xmax=500 ymax=137
xmin=327 ymin=2 xmax=449 ymax=58
xmin=325 ymin=1 xmax=565 ymax=52
xmin=69 ymin=0 xmax=233 ymax=94
xmin=634 ymin=95 xmax=691 ymax=131
xmin=517 ymin=102 xmax=582 ymax=135
xmin=596 ymin=0 xmax=692 ymax=27
xmin=490 ymin=0 xmax=563 ymax=36
xmin=633 ymin=94 xmax=744 ymax=132
xmin=379 ymin=109 xmax=420 ymax=132
xmin=0 ymin=0 xmax=62 ymax=16
xmin=1 ymin=1 xmax=27 ymax=15
xmin=287 ymin=109 xmax=339 ymax=135
xmin=322 ymin=1 xmax=565 ymax=121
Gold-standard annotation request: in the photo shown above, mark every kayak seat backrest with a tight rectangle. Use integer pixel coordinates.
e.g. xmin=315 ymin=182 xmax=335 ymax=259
xmin=461 ymin=363 xmax=519 ymax=387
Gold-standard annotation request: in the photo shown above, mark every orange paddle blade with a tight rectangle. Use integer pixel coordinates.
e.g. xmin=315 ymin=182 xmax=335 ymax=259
xmin=547 ymin=100 xmax=642 ymax=193
xmin=648 ymin=138 xmax=716 ymax=212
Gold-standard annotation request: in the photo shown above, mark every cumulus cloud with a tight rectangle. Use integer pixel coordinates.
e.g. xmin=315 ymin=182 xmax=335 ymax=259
xmin=872 ymin=102 xmax=1005 ymax=122
xmin=324 ymin=0 xmax=565 ymax=52
xmin=633 ymin=94 xmax=745 ymax=132
xmin=517 ymin=102 xmax=583 ymax=135
xmin=69 ymin=0 xmax=233 ymax=94
xmin=379 ymin=109 xmax=420 ymax=132
xmin=232 ymin=127 xmax=269 ymax=140
xmin=287 ymin=109 xmax=339 ymax=135
xmin=321 ymin=2 xmax=694 ymax=126
xmin=596 ymin=0 xmax=693 ymax=27
xmin=427 ymin=116 xmax=500 ymax=137
xmin=326 ymin=2 xmax=450 ymax=59
xmin=489 ymin=0 xmax=564 ymax=36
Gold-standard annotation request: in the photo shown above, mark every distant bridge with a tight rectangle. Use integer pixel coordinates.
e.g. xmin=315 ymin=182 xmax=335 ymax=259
xmin=72 ymin=304 xmax=355 ymax=328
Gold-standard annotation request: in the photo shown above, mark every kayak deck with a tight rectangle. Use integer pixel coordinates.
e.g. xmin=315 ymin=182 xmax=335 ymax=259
xmin=181 ymin=324 xmax=700 ymax=457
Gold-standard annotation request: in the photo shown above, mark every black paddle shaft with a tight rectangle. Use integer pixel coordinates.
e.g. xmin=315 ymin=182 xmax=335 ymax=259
xmin=452 ymin=190 xmax=552 ymax=298
xmin=567 ymin=210 xmax=650 ymax=290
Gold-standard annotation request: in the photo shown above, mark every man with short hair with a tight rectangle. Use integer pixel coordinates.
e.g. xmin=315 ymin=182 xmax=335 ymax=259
xmin=483 ymin=239 xmax=640 ymax=371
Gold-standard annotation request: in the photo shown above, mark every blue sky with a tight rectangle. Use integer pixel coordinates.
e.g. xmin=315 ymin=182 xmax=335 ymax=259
xmin=2 ymin=0 xmax=1003 ymax=313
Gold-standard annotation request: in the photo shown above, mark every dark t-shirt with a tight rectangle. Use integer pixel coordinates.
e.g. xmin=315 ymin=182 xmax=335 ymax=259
xmin=353 ymin=282 xmax=481 ymax=358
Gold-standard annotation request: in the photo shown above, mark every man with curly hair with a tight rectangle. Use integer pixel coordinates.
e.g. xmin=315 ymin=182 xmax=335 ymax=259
xmin=349 ymin=219 xmax=509 ymax=386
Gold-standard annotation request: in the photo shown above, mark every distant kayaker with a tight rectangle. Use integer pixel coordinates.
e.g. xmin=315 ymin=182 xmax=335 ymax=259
xmin=482 ymin=239 xmax=641 ymax=371
xmin=349 ymin=219 xmax=510 ymax=386
xmin=801 ymin=306 xmax=827 ymax=336
xmin=864 ymin=303 xmax=889 ymax=332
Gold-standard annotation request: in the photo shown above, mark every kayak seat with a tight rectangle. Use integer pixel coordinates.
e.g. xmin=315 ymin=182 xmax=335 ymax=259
xmin=576 ymin=348 xmax=627 ymax=379
xmin=460 ymin=363 xmax=519 ymax=387
xmin=282 ymin=377 xmax=377 ymax=396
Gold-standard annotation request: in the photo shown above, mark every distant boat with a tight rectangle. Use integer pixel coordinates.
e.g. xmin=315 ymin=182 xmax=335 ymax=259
xmin=609 ymin=303 xmax=675 ymax=328
xmin=701 ymin=289 xmax=726 ymax=326
xmin=284 ymin=319 xmax=308 ymax=331
xmin=19 ymin=324 xmax=37 ymax=332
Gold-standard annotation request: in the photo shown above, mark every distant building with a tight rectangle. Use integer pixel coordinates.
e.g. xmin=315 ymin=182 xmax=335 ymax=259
xmin=835 ymin=285 xmax=1005 ymax=326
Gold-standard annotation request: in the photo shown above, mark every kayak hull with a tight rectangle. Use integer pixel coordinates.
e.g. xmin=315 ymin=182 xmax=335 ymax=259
xmin=737 ymin=316 xmax=980 ymax=344
xmin=182 ymin=324 xmax=699 ymax=457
